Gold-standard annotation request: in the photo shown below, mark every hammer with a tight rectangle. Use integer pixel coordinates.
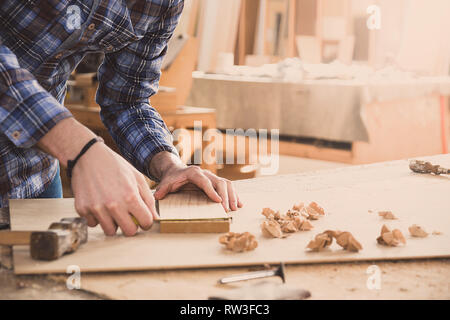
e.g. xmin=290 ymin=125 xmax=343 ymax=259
xmin=409 ymin=160 xmax=450 ymax=175
xmin=0 ymin=217 xmax=88 ymax=261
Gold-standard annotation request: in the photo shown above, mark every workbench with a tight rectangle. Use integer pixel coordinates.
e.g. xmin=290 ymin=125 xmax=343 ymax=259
xmin=188 ymin=73 xmax=450 ymax=164
xmin=1 ymin=154 xmax=449 ymax=300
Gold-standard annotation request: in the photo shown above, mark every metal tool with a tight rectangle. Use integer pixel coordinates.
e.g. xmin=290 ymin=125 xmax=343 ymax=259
xmin=219 ymin=262 xmax=286 ymax=284
xmin=0 ymin=217 xmax=88 ymax=261
xmin=409 ymin=160 xmax=450 ymax=175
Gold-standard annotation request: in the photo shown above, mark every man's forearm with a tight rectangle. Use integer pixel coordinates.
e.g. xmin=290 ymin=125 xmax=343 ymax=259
xmin=36 ymin=118 xmax=97 ymax=167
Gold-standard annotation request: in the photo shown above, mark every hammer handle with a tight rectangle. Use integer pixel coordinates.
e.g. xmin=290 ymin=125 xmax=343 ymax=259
xmin=0 ymin=231 xmax=33 ymax=246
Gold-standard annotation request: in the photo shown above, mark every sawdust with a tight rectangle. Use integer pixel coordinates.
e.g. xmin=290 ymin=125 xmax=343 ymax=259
xmin=408 ymin=224 xmax=428 ymax=238
xmin=219 ymin=232 xmax=258 ymax=252
xmin=307 ymin=230 xmax=362 ymax=252
xmin=378 ymin=211 xmax=397 ymax=220
xmin=377 ymin=225 xmax=406 ymax=247
xmin=432 ymin=231 xmax=442 ymax=235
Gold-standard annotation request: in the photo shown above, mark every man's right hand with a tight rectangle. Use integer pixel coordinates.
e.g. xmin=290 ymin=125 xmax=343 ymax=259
xmin=70 ymin=142 xmax=157 ymax=236
xmin=37 ymin=118 xmax=156 ymax=236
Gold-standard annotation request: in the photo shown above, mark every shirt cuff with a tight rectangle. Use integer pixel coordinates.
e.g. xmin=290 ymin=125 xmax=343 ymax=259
xmin=0 ymin=87 xmax=73 ymax=148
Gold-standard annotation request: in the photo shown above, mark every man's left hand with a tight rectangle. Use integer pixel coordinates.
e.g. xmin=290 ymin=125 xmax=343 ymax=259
xmin=150 ymin=152 xmax=243 ymax=212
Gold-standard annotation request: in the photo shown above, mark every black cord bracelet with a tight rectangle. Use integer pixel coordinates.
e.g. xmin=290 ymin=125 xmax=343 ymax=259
xmin=66 ymin=137 xmax=104 ymax=178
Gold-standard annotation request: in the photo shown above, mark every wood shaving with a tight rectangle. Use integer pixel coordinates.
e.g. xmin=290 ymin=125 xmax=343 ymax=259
xmin=306 ymin=231 xmax=333 ymax=251
xmin=219 ymin=232 xmax=258 ymax=252
xmin=261 ymin=208 xmax=279 ymax=219
xmin=335 ymin=231 xmax=363 ymax=252
xmin=304 ymin=206 xmax=320 ymax=220
xmin=309 ymin=202 xmax=325 ymax=215
xmin=408 ymin=224 xmax=428 ymax=238
xmin=377 ymin=224 xmax=406 ymax=247
xmin=378 ymin=211 xmax=397 ymax=220
xmin=261 ymin=220 xmax=284 ymax=238
xmin=286 ymin=209 xmax=300 ymax=219
xmin=279 ymin=219 xmax=298 ymax=233
xmin=432 ymin=230 xmax=442 ymax=235
xmin=307 ymin=230 xmax=363 ymax=252
xmin=293 ymin=216 xmax=314 ymax=231
xmin=292 ymin=202 xmax=305 ymax=211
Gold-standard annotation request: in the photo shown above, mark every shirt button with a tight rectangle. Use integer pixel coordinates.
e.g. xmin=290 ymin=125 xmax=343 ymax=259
xmin=12 ymin=131 xmax=21 ymax=139
xmin=88 ymin=23 xmax=95 ymax=30
xmin=55 ymin=53 xmax=63 ymax=59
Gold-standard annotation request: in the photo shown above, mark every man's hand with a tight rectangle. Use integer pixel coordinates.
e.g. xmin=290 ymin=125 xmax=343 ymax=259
xmin=38 ymin=118 xmax=157 ymax=236
xmin=150 ymin=152 xmax=243 ymax=212
xmin=70 ymin=143 xmax=157 ymax=236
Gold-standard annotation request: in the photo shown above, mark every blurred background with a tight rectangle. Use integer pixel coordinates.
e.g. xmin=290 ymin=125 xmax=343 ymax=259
xmin=64 ymin=0 xmax=450 ymax=193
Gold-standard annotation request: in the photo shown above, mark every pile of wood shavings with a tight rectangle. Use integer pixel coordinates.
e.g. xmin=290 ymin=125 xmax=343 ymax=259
xmin=377 ymin=225 xmax=406 ymax=247
xmin=260 ymin=202 xmax=322 ymax=238
xmin=219 ymin=232 xmax=258 ymax=252
xmin=306 ymin=230 xmax=363 ymax=252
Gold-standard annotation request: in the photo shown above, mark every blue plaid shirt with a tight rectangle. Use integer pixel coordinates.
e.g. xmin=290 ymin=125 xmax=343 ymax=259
xmin=0 ymin=0 xmax=182 ymax=207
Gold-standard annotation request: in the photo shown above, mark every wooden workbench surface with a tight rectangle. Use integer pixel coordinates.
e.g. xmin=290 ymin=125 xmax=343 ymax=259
xmin=1 ymin=154 xmax=449 ymax=299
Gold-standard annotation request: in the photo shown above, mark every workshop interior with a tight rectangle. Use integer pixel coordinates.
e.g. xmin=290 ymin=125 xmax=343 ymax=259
xmin=1 ymin=0 xmax=449 ymax=304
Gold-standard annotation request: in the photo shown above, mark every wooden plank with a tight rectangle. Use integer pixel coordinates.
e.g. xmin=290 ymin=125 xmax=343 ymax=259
xmin=160 ymin=220 xmax=229 ymax=233
xmin=0 ymin=231 xmax=32 ymax=246
xmin=158 ymin=190 xmax=231 ymax=233
xmin=10 ymin=154 xmax=450 ymax=275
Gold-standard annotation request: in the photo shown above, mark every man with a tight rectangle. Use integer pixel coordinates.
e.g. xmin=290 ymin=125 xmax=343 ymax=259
xmin=0 ymin=0 xmax=242 ymax=236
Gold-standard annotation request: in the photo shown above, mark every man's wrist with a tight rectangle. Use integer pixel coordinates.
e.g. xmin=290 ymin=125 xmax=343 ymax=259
xmin=36 ymin=118 xmax=97 ymax=167
xmin=148 ymin=151 xmax=185 ymax=181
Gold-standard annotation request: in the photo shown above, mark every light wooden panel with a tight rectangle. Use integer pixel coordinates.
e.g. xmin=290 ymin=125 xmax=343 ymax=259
xmin=10 ymin=155 xmax=450 ymax=274
xmin=158 ymin=190 xmax=230 ymax=233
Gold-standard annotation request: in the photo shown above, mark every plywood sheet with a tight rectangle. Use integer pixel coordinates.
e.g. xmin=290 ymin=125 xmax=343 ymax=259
xmin=10 ymin=155 xmax=450 ymax=275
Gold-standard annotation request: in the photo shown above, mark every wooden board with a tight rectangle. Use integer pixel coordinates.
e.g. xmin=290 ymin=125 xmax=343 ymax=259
xmin=158 ymin=190 xmax=230 ymax=233
xmin=10 ymin=154 xmax=450 ymax=275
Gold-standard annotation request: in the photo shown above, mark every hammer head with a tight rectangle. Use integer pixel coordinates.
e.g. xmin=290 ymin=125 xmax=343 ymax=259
xmin=30 ymin=217 xmax=88 ymax=261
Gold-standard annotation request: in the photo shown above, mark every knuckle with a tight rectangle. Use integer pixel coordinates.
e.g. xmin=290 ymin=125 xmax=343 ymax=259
xmin=188 ymin=166 xmax=202 ymax=174
xmin=105 ymin=201 xmax=119 ymax=211
xmin=125 ymin=193 xmax=138 ymax=204
xmin=90 ymin=204 xmax=103 ymax=215
xmin=218 ymin=180 xmax=227 ymax=188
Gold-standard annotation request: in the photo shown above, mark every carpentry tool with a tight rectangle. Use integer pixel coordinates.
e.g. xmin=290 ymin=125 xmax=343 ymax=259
xmin=0 ymin=217 xmax=87 ymax=261
xmin=210 ymin=281 xmax=311 ymax=300
xmin=218 ymin=263 xmax=286 ymax=284
xmin=409 ymin=160 xmax=450 ymax=175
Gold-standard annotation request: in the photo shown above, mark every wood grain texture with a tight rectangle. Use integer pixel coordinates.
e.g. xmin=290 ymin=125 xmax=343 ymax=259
xmin=10 ymin=154 xmax=450 ymax=275
xmin=158 ymin=190 xmax=230 ymax=233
